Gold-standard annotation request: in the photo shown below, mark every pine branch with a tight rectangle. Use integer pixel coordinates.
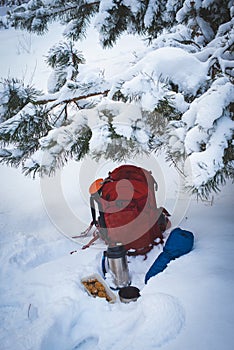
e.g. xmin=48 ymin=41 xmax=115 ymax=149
xmin=174 ymin=38 xmax=201 ymax=49
xmin=8 ymin=1 xmax=100 ymax=34
xmin=43 ymin=1 xmax=100 ymax=17
xmin=166 ymin=154 xmax=186 ymax=178
xmin=35 ymin=89 xmax=110 ymax=107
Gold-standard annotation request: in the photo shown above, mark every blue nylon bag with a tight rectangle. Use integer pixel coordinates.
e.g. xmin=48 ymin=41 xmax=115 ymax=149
xmin=145 ymin=227 xmax=194 ymax=284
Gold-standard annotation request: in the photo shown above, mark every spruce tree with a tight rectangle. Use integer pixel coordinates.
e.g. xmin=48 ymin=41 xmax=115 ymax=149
xmin=0 ymin=0 xmax=233 ymax=198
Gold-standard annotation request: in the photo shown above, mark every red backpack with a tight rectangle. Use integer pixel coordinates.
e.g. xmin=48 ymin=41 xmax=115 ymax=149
xmin=89 ymin=165 xmax=170 ymax=257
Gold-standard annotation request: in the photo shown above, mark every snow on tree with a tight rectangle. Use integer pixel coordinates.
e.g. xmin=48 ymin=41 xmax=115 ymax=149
xmin=0 ymin=0 xmax=233 ymax=198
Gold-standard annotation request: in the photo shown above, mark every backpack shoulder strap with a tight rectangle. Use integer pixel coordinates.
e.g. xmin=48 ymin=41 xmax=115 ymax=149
xmin=90 ymin=195 xmax=97 ymax=226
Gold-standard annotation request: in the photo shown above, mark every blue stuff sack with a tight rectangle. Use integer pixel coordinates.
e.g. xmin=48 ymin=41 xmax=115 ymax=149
xmin=145 ymin=227 xmax=194 ymax=284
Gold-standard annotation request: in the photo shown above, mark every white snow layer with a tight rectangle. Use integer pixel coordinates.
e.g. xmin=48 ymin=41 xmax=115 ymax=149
xmin=0 ymin=162 xmax=234 ymax=350
xmin=114 ymin=47 xmax=209 ymax=111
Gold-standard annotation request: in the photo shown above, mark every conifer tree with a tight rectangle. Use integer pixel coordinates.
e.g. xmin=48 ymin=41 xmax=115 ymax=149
xmin=0 ymin=0 xmax=233 ymax=198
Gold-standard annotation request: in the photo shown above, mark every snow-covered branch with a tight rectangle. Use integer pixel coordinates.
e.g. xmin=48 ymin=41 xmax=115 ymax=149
xmin=36 ymin=88 xmax=110 ymax=107
xmin=1 ymin=0 xmax=233 ymax=198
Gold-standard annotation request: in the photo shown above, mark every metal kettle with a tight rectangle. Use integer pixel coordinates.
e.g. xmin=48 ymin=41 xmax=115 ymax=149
xmin=102 ymin=244 xmax=131 ymax=289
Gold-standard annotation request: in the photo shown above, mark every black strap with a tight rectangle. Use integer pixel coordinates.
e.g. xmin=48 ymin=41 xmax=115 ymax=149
xmin=90 ymin=195 xmax=97 ymax=226
xmin=90 ymin=192 xmax=104 ymax=226
xmin=90 ymin=193 xmax=110 ymax=243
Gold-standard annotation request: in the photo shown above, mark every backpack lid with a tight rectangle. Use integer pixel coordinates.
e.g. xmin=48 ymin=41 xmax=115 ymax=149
xmin=89 ymin=178 xmax=104 ymax=195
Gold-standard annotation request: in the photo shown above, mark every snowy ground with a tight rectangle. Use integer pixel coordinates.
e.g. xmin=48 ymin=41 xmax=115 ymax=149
xmin=0 ymin=22 xmax=234 ymax=350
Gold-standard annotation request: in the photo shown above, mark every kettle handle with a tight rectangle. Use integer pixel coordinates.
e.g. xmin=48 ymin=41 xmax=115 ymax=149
xmin=101 ymin=251 xmax=107 ymax=278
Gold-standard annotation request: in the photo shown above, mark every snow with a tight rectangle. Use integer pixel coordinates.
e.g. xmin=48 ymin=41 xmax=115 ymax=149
xmin=182 ymin=79 xmax=234 ymax=130
xmin=1 ymin=161 xmax=234 ymax=350
xmin=1 ymin=18 xmax=234 ymax=350
xmin=196 ymin=15 xmax=215 ymax=41
xmin=113 ymin=46 xmax=209 ymax=110
xmin=144 ymin=0 xmax=159 ymax=27
xmin=185 ymin=115 xmax=234 ymax=188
